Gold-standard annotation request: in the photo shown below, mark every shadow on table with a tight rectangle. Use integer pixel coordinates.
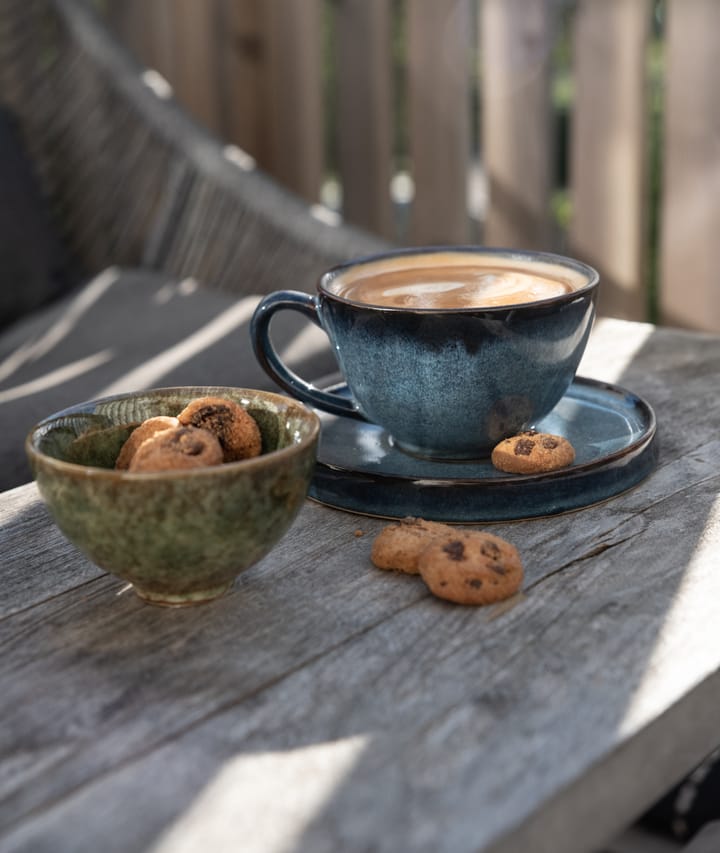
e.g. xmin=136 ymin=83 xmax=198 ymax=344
xmin=2 ymin=321 xmax=720 ymax=853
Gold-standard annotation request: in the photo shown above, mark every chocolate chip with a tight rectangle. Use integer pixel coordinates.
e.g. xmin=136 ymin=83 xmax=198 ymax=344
xmin=466 ymin=578 xmax=483 ymax=588
xmin=188 ymin=404 xmax=232 ymax=426
xmin=443 ymin=540 xmax=466 ymax=561
xmin=186 ymin=405 xmax=234 ymax=448
xmin=514 ymin=438 xmax=535 ymax=456
xmin=491 ymin=564 xmax=508 ymax=576
xmin=481 ymin=541 xmax=501 ymax=560
xmin=541 ymin=436 xmax=559 ymax=449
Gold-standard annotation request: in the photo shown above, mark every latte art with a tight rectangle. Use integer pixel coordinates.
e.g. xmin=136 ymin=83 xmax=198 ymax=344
xmin=331 ymin=263 xmax=577 ymax=309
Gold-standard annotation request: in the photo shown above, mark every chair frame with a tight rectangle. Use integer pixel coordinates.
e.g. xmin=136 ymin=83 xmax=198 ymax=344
xmin=0 ymin=0 xmax=388 ymax=297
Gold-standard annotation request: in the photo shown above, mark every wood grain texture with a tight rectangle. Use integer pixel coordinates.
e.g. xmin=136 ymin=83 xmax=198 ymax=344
xmin=261 ymin=0 xmax=324 ymax=203
xmin=480 ymin=0 xmax=555 ymax=250
xmin=569 ymin=0 xmax=652 ymax=322
xmin=165 ymin=0 xmax=225 ymax=136
xmin=3 ymin=321 xmax=720 ymax=852
xmin=407 ymin=0 xmax=471 ymax=244
xmin=214 ymin=0 xmax=265 ymax=154
xmin=659 ymin=0 xmax=720 ymax=332
xmin=335 ymin=0 xmax=394 ymax=239
xmin=106 ymin=0 xmax=222 ymax=134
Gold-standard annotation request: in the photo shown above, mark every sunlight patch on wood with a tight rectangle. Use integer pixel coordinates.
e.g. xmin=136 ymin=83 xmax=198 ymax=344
xmin=617 ymin=492 xmax=720 ymax=738
xmin=579 ymin=317 xmax=655 ymax=384
xmin=150 ymin=735 xmax=369 ymax=853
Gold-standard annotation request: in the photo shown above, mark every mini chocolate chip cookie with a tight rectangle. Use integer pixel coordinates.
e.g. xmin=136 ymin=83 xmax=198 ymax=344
xmin=418 ymin=530 xmax=523 ymax=605
xmin=490 ymin=429 xmax=575 ymax=474
xmin=370 ymin=516 xmax=456 ymax=574
xmin=178 ymin=396 xmax=262 ymax=462
xmin=128 ymin=425 xmax=224 ymax=472
xmin=115 ymin=416 xmax=180 ymax=470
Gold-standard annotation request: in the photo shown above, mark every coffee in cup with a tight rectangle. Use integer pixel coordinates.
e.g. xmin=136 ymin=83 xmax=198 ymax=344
xmin=250 ymin=247 xmax=599 ymax=460
xmin=327 ymin=252 xmax=578 ymax=309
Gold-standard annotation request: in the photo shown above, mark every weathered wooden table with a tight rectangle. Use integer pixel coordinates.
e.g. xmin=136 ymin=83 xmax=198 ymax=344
xmin=2 ymin=318 xmax=720 ymax=853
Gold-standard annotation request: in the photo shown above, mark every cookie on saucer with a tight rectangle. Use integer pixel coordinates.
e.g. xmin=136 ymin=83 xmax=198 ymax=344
xmin=491 ymin=430 xmax=575 ymax=474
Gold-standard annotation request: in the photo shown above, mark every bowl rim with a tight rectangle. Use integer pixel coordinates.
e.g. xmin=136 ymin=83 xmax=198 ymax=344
xmin=25 ymin=385 xmax=320 ymax=480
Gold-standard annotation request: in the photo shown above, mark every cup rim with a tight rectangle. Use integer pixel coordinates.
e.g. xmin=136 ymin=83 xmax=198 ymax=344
xmin=25 ymin=385 xmax=320 ymax=481
xmin=319 ymin=245 xmax=599 ymax=312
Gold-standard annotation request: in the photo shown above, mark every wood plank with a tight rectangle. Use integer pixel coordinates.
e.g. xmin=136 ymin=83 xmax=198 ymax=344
xmin=335 ymin=0 xmax=394 ymax=239
xmin=480 ymin=0 xmax=555 ymax=250
xmin=161 ymin=0 xmax=224 ymax=136
xmin=3 ymin=371 xmax=720 ymax=853
xmin=4 ymin=322 xmax=720 ymax=852
xmin=0 ymin=496 xmax=428 ymax=827
xmin=214 ymin=0 xmax=265 ymax=156
xmin=0 ymin=486 xmax=104 ymax=619
xmin=659 ymin=0 xmax=720 ymax=332
xmin=105 ymin=0 xmax=222 ymax=137
xmin=407 ymin=0 xmax=471 ymax=244
xmin=261 ymin=0 xmax=324 ymax=203
xmin=569 ymin=0 xmax=652 ymax=321
xmin=144 ymin=0 xmax=177 ymax=85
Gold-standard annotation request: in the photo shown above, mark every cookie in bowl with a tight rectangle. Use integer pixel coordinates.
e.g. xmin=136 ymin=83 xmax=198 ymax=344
xmin=26 ymin=387 xmax=319 ymax=606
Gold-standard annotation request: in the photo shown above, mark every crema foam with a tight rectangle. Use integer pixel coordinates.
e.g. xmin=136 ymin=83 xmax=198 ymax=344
xmin=330 ymin=260 xmax=578 ymax=309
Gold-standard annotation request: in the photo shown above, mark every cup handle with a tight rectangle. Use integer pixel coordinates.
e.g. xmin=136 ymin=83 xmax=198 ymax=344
xmin=250 ymin=291 xmax=366 ymax=420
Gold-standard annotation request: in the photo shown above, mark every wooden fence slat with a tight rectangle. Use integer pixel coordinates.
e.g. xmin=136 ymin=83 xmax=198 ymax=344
xmin=167 ymin=0 xmax=225 ymax=135
xmin=407 ymin=0 xmax=471 ymax=245
xmin=660 ymin=0 xmax=720 ymax=332
xmin=106 ymin=0 xmax=222 ymax=136
xmin=480 ymin=0 xmax=555 ymax=250
xmin=569 ymin=0 xmax=651 ymax=321
xmin=261 ymin=0 xmax=324 ymax=204
xmin=335 ymin=0 xmax=394 ymax=239
xmin=92 ymin=0 xmax=720 ymax=333
xmin=215 ymin=0 xmax=265 ymax=158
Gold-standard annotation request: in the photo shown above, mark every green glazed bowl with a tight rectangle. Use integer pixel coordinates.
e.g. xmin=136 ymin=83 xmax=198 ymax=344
xmin=26 ymin=386 xmax=320 ymax=606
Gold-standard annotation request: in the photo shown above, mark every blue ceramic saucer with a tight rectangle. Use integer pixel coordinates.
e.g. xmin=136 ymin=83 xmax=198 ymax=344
xmin=309 ymin=377 xmax=658 ymax=522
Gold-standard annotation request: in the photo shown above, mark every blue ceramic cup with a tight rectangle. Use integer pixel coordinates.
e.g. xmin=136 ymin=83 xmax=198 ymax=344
xmin=251 ymin=247 xmax=599 ymax=459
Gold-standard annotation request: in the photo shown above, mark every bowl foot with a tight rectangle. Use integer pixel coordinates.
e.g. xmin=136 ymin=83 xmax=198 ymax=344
xmin=133 ymin=581 xmax=233 ymax=607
